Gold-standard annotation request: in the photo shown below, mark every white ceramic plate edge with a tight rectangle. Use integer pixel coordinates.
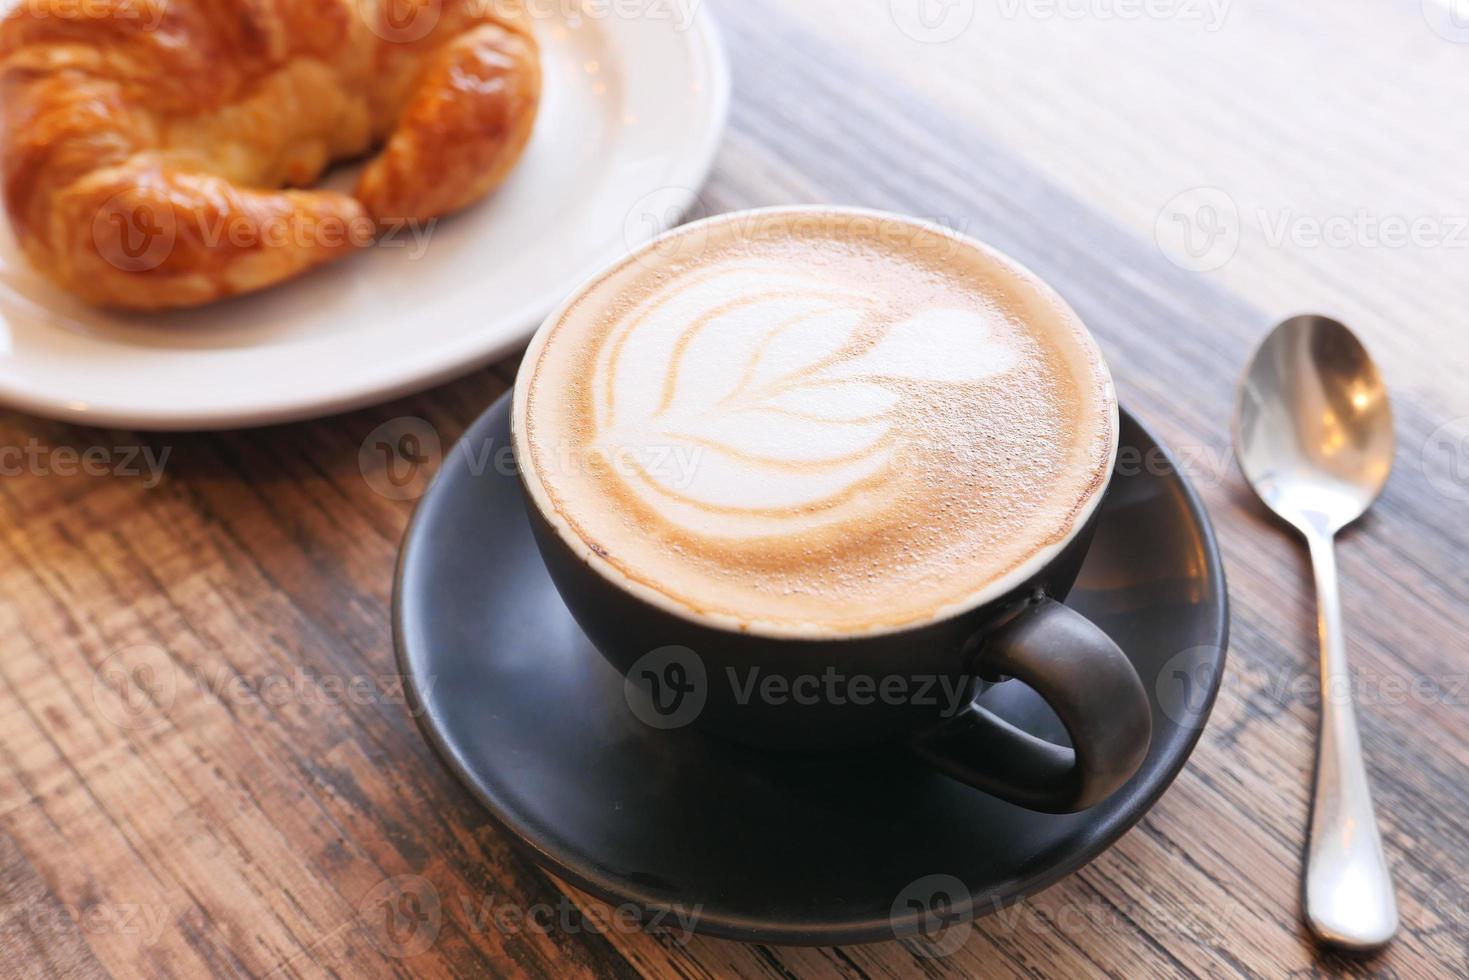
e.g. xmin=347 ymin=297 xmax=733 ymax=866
xmin=0 ymin=9 xmax=730 ymax=431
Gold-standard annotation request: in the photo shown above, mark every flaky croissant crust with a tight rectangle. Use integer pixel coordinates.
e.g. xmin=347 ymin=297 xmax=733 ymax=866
xmin=0 ymin=0 xmax=541 ymax=309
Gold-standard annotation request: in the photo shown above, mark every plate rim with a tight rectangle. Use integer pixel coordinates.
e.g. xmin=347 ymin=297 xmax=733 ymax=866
xmin=392 ymin=392 xmax=1232 ymax=947
xmin=0 ymin=8 xmax=731 ymax=432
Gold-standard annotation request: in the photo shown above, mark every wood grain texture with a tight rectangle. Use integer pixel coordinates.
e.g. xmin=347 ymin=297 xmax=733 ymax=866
xmin=2 ymin=0 xmax=1467 ymax=976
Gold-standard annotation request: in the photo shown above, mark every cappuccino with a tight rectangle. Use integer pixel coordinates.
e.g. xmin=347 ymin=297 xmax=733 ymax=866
xmin=515 ymin=209 xmax=1117 ymax=635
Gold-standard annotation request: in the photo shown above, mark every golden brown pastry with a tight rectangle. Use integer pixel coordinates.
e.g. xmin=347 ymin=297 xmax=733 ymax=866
xmin=0 ymin=0 xmax=541 ymax=309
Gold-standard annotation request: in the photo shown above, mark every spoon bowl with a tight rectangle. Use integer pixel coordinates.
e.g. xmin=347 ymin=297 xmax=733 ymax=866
xmin=1235 ymin=315 xmax=1395 ymax=535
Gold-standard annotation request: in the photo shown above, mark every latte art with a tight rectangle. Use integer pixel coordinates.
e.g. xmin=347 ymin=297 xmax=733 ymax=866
xmin=516 ymin=210 xmax=1118 ymax=635
xmin=593 ymin=264 xmax=1020 ymax=538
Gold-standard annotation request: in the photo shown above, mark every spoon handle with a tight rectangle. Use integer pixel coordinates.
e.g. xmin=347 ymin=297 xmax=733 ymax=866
xmin=1303 ymin=532 xmax=1397 ymax=950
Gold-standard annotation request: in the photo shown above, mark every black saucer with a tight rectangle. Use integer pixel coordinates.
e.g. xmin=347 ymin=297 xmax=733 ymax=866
xmin=393 ymin=393 xmax=1229 ymax=946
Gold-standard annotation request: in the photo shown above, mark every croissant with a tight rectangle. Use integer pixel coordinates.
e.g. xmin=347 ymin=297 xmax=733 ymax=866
xmin=0 ymin=0 xmax=541 ymax=309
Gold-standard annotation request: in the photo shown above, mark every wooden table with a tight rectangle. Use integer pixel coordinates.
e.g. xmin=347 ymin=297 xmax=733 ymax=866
xmin=3 ymin=1 xmax=1467 ymax=976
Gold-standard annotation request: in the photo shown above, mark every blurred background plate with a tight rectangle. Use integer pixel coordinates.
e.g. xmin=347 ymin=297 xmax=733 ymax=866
xmin=0 ymin=4 xmax=729 ymax=430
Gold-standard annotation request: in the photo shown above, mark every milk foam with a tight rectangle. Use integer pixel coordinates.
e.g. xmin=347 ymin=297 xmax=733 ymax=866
xmin=592 ymin=264 xmax=1020 ymax=537
xmin=518 ymin=211 xmax=1117 ymax=635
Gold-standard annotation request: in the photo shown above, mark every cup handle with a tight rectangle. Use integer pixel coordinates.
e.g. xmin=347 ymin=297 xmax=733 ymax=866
xmin=910 ymin=597 xmax=1152 ymax=813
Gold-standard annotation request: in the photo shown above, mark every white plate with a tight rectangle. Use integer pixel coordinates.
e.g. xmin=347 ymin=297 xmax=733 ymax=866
xmin=0 ymin=5 xmax=729 ymax=430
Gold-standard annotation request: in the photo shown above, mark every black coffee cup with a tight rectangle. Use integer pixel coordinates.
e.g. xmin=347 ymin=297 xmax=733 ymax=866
xmin=511 ymin=208 xmax=1151 ymax=814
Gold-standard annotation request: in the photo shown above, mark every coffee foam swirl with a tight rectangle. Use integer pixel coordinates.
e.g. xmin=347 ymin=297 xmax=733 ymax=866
xmin=592 ymin=264 xmax=1021 ymax=538
xmin=518 ymin=211 xmax=1117 ymax=635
